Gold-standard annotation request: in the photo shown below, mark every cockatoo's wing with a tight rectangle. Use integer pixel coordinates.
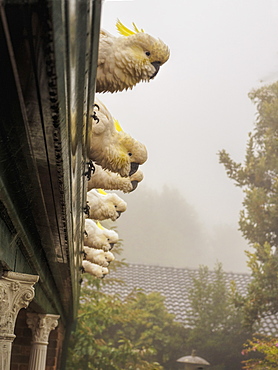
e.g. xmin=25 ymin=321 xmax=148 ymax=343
xmin=98 ymin=30 xmax=115 ymax=66
xmin=100 ymin=29 xmax=114 ymax=37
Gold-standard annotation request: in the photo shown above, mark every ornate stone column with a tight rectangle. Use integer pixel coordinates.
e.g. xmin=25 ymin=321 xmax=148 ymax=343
xmin=27 ymin=313 xmax=60 ymax=370
xmin=0 ymin=270 xmax=39 ymax=369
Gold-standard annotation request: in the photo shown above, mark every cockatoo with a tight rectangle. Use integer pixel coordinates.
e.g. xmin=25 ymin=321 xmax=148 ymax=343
xmin=104 ymin=250 xmax=115 ymax=264
xmin=83 ymin=246 xmax=109 ymax=267
xmin=97 ymin=20 xmax=170 ymax=93
xmin=87 ymin=163 xmax=144 ymax=193
xmin=82 ymin=260 xmax=109 ymax=278
xmin=89 ymin=99 xmax=147 ymax=177
xmin=83 ymin=246 xmax=115 ymax=266
xmin=84 ymin=219 xmax=119 ymax=251
xmin=86 ymin=189 xmax=127 ymax=221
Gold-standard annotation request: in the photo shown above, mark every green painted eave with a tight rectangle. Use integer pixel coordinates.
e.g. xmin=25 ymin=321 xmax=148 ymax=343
xmin=0 ymin=0 xmax=101 ymax=323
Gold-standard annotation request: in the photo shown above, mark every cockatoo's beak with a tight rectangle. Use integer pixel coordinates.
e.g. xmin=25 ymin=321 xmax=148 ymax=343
xmin=129 ymin=162 xmax=139 ymax=176
xmin=109 ymin=243 xmax=115 ymax=250
xmin=116 ymin=211 xmax=122 ymax=219
xmin=130 ymin=180 xmax=139 ymax=192
xmin=150 ymin=61 xmax=161 ymax=79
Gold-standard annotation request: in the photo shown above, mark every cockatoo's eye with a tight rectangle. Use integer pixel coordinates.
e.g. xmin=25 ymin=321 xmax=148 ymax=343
xmin=145 ymin=51 xmax=151 ymax=57
xmin=114 ymin=205 xmax=117 ymax=208
xmin=128 ymin=152 xmax=132 ymax=157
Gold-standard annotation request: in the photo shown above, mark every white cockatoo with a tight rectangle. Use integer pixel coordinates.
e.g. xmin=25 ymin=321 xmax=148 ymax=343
xmin=86 ymin=189 xmax=127 ymax=221
xmin=87 ymin=163 xmax=144 ymax=193
xmin=104 ymin=251 xmax=115 ymax=264
xmin=82 ymin=260 xmax=109 ymax=278
xmin=89 ymin=99 xmax=147 ymax=177
xmin=97 ymin=20 xmax=170 ymax=93
xmin=83 ymin=246 xmax=109 ymax=267
xmin=84 ymin=219 xmax=119 ymax=251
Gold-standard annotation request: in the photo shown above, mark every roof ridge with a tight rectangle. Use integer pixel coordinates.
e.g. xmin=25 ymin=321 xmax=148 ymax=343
xmin=124 ymin=262 xmax=251 ymax=276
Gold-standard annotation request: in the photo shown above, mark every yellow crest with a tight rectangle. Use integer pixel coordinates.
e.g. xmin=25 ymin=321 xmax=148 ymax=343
xmin=113 ymin=119 xmax=123 ymax=132
xmin=96 ymin=221 xmax=104 ymax=230
xmin=116 ymin=19 xmax=144 ymax=37
xmin=97 ymin=189 xmax=107 ymax=195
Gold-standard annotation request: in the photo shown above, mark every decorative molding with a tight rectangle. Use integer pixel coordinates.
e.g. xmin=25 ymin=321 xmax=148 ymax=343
xmin=41 ymin=1 xmax=69 ymax=261
xmin=26 ymin=313 xmax=60 ymax=345
xmin=0 ymin=271 xmax=39 ymax=369
xmin=27 ymin=313 xmax=60 ymax=370
xmin=0 ymin=271 xmax=39 ymax=336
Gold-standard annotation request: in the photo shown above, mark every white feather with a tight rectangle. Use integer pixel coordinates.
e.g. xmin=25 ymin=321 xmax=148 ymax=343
xmin=84 ymin=219 xmax=119 ymax=251
xmin=86 ymin=189 xmax=127 ymax=221
xmin=82 ymin=260 xmax=109 ymax=278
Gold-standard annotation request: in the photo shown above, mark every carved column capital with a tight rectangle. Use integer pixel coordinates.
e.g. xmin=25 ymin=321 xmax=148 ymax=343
xmin=27 ymin=313 xmax=60 ymax=370
xmin=0 ymin=271 xmax=39 ymax=369
xmin=0 ymin=271 xmax=39 ymax=337
xmin=27 ymin=313 xmax=60 ymax=345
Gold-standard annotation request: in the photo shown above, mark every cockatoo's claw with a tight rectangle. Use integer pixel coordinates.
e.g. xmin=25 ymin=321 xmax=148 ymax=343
xmin=84 ymin=202 xmax=90 ymax=216
xmin=91 ymin=111 xmax=99 ymax=123
xmin=91 ymin=104 xmax=100 ymax=123
xmin=84 ymin=159 xmax=95 ymax=180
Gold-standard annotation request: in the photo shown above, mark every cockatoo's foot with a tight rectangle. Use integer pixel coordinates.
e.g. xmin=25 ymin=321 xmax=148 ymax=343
xmin=91 ymin=111 xmax=99 ymax=123
xmin=81 ymin=250 xmax=87 ymax=257
xmin=83 ymin=202 xmax=90 ymax=217
xmin=91 ymin=104 xmax=100 ymax=123
xmin=84 ymin=159 xmax=95 ymax=180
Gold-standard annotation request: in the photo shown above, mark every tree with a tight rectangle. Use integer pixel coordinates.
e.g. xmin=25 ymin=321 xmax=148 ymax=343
xmin=185 ymin=263 xmax=251 ymax=369
xmin=242 ymin=336 xmax=278 ymax=369
xmin=219 ymin=81 xmax=278 ymax=328
xmin=66 ymin=275 xmax=187 ymax=370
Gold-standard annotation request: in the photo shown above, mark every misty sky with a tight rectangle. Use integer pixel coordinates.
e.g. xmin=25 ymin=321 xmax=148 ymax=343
xmin=97 ymin=0 xmax=278 ymax=271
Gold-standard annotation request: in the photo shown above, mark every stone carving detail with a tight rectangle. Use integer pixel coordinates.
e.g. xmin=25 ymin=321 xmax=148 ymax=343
xmin=0 ymin=271 xmax=39 ymax=336
xmin=0 ymin=271 xmax=39 ymax=370
xmin=27 ymin=313 xmax=60 ymax=344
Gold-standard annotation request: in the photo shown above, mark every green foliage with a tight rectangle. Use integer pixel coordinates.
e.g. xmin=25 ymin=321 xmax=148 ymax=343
xmin=66 ymin=275 xmax=186 ymax=369
xmin=185 ymin=262 xmax=251 ymax=369
xmin=68 ymin=260 xmax=254 ymax=369
xmin=219 ymin=81 xmax=278 ymax=328
xmin=242 ymin=336 xmax=278 ymax=369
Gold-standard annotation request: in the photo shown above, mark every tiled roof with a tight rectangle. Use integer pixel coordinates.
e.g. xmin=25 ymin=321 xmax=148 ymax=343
xmin=101 ymin=263 xmax=278 ymax=336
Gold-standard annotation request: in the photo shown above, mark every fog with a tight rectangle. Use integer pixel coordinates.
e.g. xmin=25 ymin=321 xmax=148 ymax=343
xmin=104 ymin=186 xmax=248 ymax=273
xmin=98 ymin=0 xmax=278 ymax=272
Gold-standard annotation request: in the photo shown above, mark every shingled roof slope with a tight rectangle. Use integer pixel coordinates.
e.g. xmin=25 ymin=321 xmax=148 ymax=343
xmin=101 ymin=263 xmax=278 ymax=336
